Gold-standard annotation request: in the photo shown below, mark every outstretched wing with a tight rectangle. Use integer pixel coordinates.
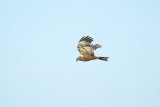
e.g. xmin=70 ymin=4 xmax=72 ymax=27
xmin=77 ymin=36 xmax=98 ymax=56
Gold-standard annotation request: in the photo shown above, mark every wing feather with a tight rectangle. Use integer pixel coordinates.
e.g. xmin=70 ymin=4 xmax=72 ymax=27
xmin=78 ymin=36 xmax=93 ymax=47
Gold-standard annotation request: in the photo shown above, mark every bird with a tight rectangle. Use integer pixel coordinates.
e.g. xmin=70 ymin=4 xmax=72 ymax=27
xmin=76 ymin=36 xmax=109 ymax=62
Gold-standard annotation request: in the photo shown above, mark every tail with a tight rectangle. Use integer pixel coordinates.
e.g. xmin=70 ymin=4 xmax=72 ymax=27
xmin=98 ymin=57 xmax=109 ymax=61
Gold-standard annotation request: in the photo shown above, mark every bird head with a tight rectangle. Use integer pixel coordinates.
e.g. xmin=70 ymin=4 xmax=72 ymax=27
xmin=76 ymin=56 xmax=81 ymax=62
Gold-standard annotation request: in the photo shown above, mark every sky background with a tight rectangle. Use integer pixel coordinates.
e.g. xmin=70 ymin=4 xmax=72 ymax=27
xmin=0 ymin=0 xmax=160 ymax=107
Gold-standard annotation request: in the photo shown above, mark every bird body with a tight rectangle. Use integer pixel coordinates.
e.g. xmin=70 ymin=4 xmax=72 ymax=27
xmin=76 ymin=36 xmax=109 ymax=62
xmin=77 ymin=55 xmax=108 ymax=61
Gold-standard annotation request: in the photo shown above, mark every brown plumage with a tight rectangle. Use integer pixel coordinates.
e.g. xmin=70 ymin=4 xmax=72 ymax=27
xmin=76 ymin=36 xmax=109 ymax=62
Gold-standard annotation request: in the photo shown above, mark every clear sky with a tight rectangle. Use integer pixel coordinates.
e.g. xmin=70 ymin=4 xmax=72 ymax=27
xmin=0 ymin=0 xmax=160 ymax=107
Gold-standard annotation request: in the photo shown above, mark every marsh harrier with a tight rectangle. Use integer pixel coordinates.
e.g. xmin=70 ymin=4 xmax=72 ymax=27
xmin=76 ymin=36 xmax=109 ymax=62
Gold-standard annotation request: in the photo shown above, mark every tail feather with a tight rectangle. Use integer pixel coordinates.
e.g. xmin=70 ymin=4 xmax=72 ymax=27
xmin=98 ymin=57 xmax=109 ymax=61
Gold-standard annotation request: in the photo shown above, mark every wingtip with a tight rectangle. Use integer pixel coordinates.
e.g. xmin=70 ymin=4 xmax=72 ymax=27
xmin=79 ymin=36 xmax=93 ymax=42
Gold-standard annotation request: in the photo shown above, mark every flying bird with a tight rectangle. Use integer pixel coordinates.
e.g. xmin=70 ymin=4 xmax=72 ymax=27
xmin=76 ymin=36 xmax=109 ymax=62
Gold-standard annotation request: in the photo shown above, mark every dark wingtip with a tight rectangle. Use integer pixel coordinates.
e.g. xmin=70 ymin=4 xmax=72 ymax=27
xmin=79 ymin=36 xmax=93 ymax=42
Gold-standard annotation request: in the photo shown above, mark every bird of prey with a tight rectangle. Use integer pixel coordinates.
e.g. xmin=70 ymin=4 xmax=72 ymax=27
xmin=76 ymin=36 xmax=109 ymax=62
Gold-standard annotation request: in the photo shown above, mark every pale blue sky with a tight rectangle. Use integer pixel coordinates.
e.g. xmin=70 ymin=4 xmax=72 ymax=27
xmin=0 ymin=0 xmax=160 ymax=107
